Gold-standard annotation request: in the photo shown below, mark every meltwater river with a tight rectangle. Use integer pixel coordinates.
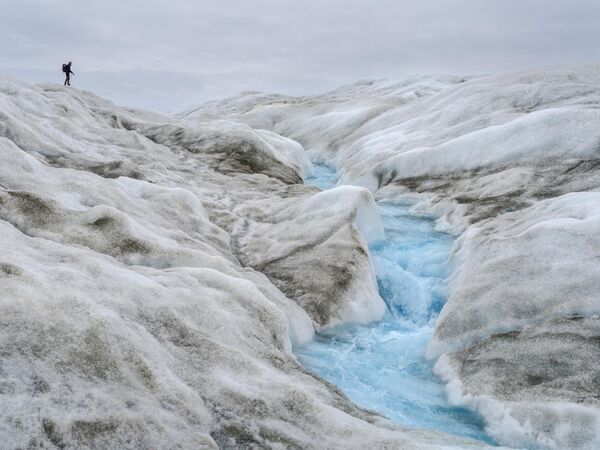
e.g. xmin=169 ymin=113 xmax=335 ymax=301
xmin=295 ymin=164 xmax=494 ymax=444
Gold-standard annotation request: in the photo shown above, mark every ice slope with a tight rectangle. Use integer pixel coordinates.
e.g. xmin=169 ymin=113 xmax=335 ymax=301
xmin=0 ymin=77 xmax=491 ymax=449
xmin=184 ymin=64 xmax=600 ymax=450
xmin=233 ymin=185 xmax=386 ymax=327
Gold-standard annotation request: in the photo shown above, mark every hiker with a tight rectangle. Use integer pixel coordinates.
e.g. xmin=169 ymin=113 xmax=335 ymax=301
xmin=62 ymin=61 xmax=74 ymax=86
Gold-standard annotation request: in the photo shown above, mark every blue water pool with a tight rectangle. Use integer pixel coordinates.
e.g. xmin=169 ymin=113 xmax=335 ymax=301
xmin=295 ymin=164 xmax=493 ymax=444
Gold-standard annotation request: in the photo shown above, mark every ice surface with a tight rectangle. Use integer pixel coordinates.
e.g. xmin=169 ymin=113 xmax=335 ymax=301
xmin=186 ymin=64 xmax=600 ymax=449
xmin=233 ymin=183 xmax=387 ymax=328
xmin=4 ymin=63 xmax=600 ymax=449
xmin=183 ymin=64 xmax=600 ymax=192
xmin=1 ymin=77 xmax=493 ymax=449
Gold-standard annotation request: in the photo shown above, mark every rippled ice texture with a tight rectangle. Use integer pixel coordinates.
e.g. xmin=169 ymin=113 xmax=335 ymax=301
xmin=296 ymin=164 xmax=493 ymax=444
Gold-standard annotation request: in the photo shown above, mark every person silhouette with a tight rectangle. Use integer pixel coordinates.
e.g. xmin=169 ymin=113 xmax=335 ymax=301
xmin=62 ymin=61 xmax=74 ymax=86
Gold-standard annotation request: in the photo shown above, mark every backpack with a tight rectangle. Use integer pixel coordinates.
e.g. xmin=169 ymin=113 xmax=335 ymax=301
xmin=62 ymin=64 xmax=68 ymax=73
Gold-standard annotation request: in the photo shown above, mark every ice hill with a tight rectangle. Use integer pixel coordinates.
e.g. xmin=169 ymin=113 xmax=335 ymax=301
xmin=1 ymin=63 xmax=599 ymax=449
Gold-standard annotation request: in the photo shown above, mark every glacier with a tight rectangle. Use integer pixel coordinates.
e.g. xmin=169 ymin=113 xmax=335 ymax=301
xmin=1 ymin=63 xmax=600 ymax=449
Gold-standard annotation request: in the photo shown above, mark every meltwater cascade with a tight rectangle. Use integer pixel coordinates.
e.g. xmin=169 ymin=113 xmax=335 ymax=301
xmin=295 ymin=164 xmax=494 ymax=444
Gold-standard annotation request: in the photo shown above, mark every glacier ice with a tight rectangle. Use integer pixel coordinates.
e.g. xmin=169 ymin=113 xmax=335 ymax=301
xmin=3 ymin=62 xmax=600 ymax=449
xmin=0 ymin=77 xmax=489 ymax=449
xmin=183 ymin=64 xmax=600 ymax=450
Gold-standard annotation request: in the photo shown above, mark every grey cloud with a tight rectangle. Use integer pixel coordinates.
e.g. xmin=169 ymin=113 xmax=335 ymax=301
xmin=1 ymin=0 xmax=599 ymax=111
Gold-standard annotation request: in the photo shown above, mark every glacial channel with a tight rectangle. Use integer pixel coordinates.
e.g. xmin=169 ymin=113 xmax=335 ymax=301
xmin=295 ymin=163 xmax=495 ymax=444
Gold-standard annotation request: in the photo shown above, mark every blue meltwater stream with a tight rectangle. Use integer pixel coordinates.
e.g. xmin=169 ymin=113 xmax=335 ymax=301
xmin=295 ymin=164 xmax=494 ymax=444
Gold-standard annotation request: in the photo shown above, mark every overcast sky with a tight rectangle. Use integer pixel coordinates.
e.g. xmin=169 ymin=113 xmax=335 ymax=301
xmin=2 ymin=0 xmax=599 ymax=112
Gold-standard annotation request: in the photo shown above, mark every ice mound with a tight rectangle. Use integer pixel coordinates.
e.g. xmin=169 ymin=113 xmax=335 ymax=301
xmin=186 ymin=64 xmax=600 ymax=449
xmin=1 ymin=77 xmax=490 ymax=449
xmin=182 ymin=65 xmax=600 ymax=190
xmin=131 ymin=119 xmax=313 ymax=184
xmin=180 ymin=74 xmax=470 ymax=165
xmin=233 ymin=184 xmax=386 ymax=328
xmin=428 ymin=192 xmax=600 ymax=449
xmin=430 ymin=191 xmax=600 ymax=355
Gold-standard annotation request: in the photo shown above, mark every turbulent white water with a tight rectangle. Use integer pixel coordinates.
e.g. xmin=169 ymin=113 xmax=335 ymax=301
xmin=296 ymin=164 xmax=494 ymax=444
